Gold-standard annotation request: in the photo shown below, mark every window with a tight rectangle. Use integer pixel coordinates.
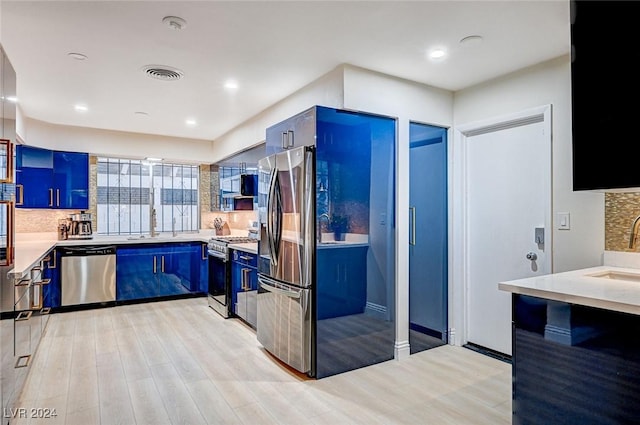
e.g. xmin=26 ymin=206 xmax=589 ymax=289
xmin=96 ymin=157 xmax=199 ymax=235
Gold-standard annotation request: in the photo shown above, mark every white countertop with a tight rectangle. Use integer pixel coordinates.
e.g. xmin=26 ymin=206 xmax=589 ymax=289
xmin=12 ymin=231 xmax=217 ymax=279
xmin=499 ymin=263 xmax=640 ymax=315
xmin=228 ymin=242 xmax=258 ymax=254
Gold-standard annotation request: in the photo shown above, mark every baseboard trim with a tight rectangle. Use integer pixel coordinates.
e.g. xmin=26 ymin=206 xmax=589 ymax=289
xmin=409 ymin=322 xmax=443 ymax=340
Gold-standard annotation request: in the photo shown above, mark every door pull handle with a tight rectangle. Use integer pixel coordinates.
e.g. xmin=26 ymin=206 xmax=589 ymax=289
xmin=409 ymin=207 xmax=416 ymax=246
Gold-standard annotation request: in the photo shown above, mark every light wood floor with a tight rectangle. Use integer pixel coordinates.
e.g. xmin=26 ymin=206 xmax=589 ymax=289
xmin=13 ymin=297 xmax=512 ymax=425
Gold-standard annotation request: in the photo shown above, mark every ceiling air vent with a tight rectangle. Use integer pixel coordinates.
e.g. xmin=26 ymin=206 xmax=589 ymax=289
xmin=141 ymin=65 xmax=184 ymax=81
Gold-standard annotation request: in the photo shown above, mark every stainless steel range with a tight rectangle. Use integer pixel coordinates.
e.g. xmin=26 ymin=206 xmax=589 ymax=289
xmin=207 ymin=236 xmax=256 ymax=318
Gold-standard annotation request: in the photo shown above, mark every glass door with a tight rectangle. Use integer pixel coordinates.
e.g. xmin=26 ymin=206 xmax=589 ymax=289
xmin=409 ymin=122 xmax=448 ymax=353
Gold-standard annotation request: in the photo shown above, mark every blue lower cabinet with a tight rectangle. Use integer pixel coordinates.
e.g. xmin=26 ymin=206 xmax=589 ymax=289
xmin=316 ymin=246 xmax=367 ymax=320
xmin=231 ymin=249 xmax=258 ymax=328
xmin=512 ymin=294 xmax=640 ymax=425
xmin=197 ymin=242 xmax=208 ymax=293
xmin=116 ymin=243 xmax=195 ymax=301
xmin=42 ymin=249 xmax=60 ymax=309
xmin=116 ymin=246 xmax=156 ymax=300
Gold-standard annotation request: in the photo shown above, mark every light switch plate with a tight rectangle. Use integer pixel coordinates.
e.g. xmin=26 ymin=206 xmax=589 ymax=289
xmin=557 ymin=212 xmax=570 ymax=230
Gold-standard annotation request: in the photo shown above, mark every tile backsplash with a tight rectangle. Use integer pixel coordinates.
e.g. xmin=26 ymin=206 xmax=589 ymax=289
xmin=605 ymin=193 xmax=640 ymax=252
xmin=15 ymin=209 xmax=83 ymax=233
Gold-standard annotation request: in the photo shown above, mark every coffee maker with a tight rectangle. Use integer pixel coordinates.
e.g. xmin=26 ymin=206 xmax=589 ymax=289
xmin=68 ymin=211 xmax=93 ymax=239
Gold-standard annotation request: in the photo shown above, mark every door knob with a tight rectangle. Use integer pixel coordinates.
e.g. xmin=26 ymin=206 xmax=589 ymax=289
xmin=526 ymin=252 xmax=537 ymax=261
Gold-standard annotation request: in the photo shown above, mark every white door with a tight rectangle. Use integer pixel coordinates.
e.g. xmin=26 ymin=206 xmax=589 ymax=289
xmin=462 ymin=106 xmax=551 ymax=356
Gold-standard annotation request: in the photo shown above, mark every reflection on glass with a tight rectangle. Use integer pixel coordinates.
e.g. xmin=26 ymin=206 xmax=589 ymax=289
xmin=0 ymin=139 xmax=11 ymax=183
xmin=0 ymin=201 xmax=12 ymax=266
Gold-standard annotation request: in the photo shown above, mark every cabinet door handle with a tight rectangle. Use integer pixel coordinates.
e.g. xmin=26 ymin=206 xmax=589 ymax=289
xmin=242 ymin=268 xmax=251 ymax=290
xmin=287 ymin=130 xmax=294 ymax=148
xmin=153 ymin=256 xmax=157 ymax=274
xmin=239 ymin=255 xmax=252 ymax=261
xmin=281 ymin=132 xmax=288 ymax=149
xmin=161 ymin=256 xmax=165 ymax=273
xmin=56 ymin=189 xmax=60 ymax=207
xmin=48 ymin=250 xmax=57 ymax=269
xmin=16 ymin=184 xmax=23 ymax=206
xmin=15 ymin=355 xmax=31 ymax=369
xmin=15 ymin=278 xmax=31 ymax=287
xmin=48 ymin=188 xmax=53 ymax=207
xmin=31 ymin=284 xmax=43 ymax=310
xmin=201 ymin=244 xmax=207 ymax=260
xmin=16 ymin=310 xmax=32 ymax=321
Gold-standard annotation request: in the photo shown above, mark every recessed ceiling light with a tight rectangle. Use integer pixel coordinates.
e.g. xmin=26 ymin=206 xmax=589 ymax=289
xmin=186 ymin=118 xmax=197 ymax=126
xmin=224 ymin=80 xmax=239 ymax=90
xmin=429 ymin=48 xmax=447 ymax=60
xmin=68 ymin=52 xmax=88 ymax=61
xmin=134 ymin=111 xmax=149 ymax=116
xmin=460 ymin=35 xmax=483 ymax=46
xmin=74 ymin=104 xmax=88 ymax=112
xmin=162 ymin=16 xmax=187 ymax=31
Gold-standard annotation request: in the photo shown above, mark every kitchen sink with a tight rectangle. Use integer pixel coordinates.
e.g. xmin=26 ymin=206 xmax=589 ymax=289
xmin=587 ymin=270 xmax=640 ymax=283
xmin=127 ymin=235 xmax=147 ymax=240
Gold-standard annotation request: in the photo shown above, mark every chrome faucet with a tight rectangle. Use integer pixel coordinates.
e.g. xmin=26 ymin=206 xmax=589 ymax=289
xmin=629 ymin=214 xmax=640 ymax=249
xmin=149 ymin=187 xmax=158 ymax=237
xmin=318 ymin=213 xmax=330 ymax=243
xmin=150 ymin=208 xmax=158 ymax=237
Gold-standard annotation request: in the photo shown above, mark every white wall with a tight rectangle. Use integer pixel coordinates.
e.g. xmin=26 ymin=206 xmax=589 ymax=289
xmin=454 ymin=55 xmax=604 ymax=273
xmin=21 ymin=117 xmax=214 ymax=164
xmin=450 ymin=55 xmax=604 ymax=345
xmin=342 ymin=64 xmax=454 ymax=359
xmin=211 ymin=66 xmax=345 ymax=163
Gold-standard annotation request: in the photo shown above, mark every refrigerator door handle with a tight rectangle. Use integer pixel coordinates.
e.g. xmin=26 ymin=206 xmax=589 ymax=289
xmin=266 ymin=168 xmax=278 ymax=267
xmin=273 ymin=172 xmax=283 ymax=261
xmin=258 ymin=275 xmax=300 ymax=299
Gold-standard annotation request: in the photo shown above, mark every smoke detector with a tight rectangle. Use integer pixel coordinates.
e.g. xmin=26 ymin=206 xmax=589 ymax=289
xmin=163 ymin=16 xmax=187 ymax=31
xmin=141 ymin=65 xmax=184 ymax=81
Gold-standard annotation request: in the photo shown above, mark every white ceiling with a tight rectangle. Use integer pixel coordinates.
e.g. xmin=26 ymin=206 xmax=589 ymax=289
xmin=1 ymin=1 xmax=570 ymax=142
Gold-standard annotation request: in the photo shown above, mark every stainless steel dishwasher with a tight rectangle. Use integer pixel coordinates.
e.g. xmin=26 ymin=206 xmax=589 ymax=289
xmin=60 ymin=245 xmax=116 ymax=306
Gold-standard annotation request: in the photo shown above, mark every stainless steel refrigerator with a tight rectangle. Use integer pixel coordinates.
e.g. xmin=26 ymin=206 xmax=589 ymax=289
xmin=256 ymin=145 xmax=315 ymax=375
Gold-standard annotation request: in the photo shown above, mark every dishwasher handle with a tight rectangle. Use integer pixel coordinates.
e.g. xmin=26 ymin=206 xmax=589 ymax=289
xmin=59 ymin=245 xmax=117 ymax=256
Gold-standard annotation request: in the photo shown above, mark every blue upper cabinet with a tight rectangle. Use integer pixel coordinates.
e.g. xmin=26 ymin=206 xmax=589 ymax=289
xmin=16 ymin=145 xmax=89 ymax=209
xmin=265 ymin=106 xmax=316 ymax=155
xmin=15 ymin=145 xmax=53 ymax=208
xmin=53 ymin=150 xmax=89 ymax=209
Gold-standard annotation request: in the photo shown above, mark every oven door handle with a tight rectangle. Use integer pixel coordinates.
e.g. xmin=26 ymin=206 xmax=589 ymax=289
xmin=207 ymin=250 xmax=227 ymax=261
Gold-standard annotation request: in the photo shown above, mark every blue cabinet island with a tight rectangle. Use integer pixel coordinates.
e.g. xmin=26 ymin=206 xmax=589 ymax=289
xmin=500 ymin=265 xmax=640 ymax=425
